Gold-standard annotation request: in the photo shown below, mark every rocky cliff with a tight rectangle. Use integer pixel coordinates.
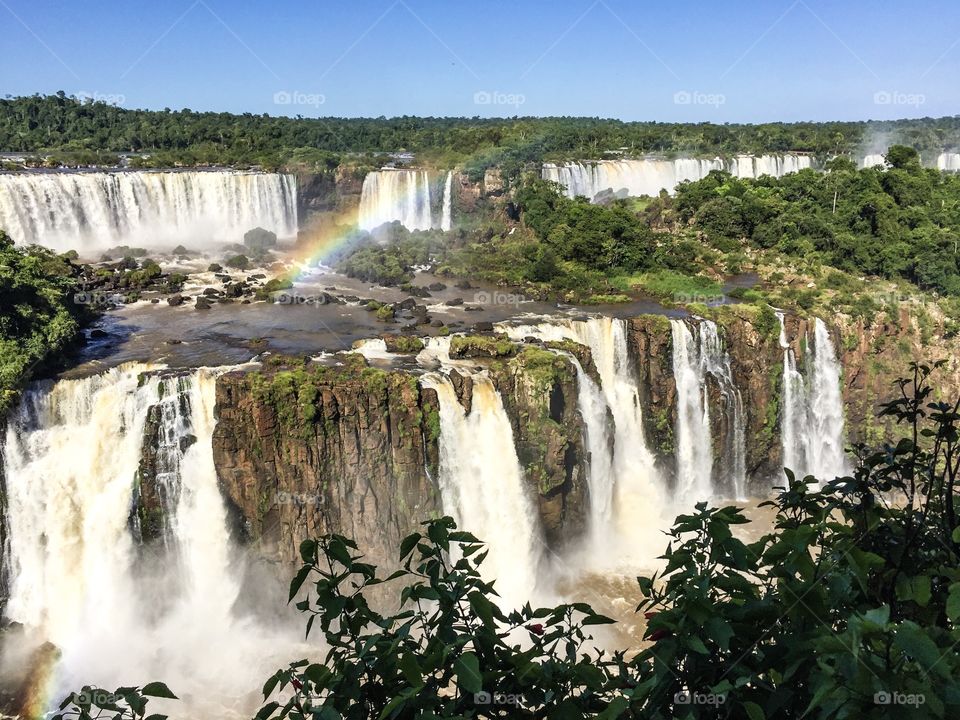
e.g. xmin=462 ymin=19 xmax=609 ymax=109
xmin=489 ymin=346 xmax=589 ymax=548
xmin=210 ymin=355 xmax=441 ymax=575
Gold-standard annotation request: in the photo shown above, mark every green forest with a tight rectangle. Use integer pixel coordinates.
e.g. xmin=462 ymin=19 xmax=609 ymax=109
xmin=2 ymin=93 xmax=960 ymax=174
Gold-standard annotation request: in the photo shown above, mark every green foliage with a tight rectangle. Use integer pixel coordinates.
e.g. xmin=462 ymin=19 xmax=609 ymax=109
xmin=6 ymin=94 xmax=960 ymax=172
xmin=613 ymin=270 xmax=723 ymax=304
xmin=515 ymin=180 xmax=657 ymax=272
xmin=668 ymin=155 xmax=960 ymax=296
xmin=633 ymin=362 xmax=960 ymax=718
xmin=448 ymin=335 xmax=518 ymax=358
xmin=54 ymin=683 xmax=176 ymax=720
xmin=0 ymin=231 xmax=90 ymax=413
xmin=258 ymin=517 xmax=620 ymax=720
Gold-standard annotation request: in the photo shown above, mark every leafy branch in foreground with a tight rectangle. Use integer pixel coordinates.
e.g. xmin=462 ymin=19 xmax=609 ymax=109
xmin=53 ymin=683 xmax=177 ymax=720
xmin=632 ymin=361 xmax=960 ymax=719
xmin=257 ymin=518 xmax=621 ymax=719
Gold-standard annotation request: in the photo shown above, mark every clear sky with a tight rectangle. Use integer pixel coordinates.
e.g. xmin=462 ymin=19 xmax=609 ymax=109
xmin=1 ymin=0 xmax=958 ymax=122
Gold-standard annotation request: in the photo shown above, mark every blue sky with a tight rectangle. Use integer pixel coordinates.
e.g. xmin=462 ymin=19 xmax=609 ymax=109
xmin=1 ymin=0 xmax=958 ymax=122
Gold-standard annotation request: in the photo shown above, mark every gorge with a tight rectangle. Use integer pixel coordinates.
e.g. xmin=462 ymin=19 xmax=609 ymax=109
xmin=0 ymin=305 xmax=867 ymax=713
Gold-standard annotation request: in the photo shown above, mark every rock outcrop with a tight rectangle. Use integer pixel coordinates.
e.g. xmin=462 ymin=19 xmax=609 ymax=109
xmin=211 ymin=356 xmax=442 ymax=576
xmin=490 ymin=346 xmax=590 ymax=548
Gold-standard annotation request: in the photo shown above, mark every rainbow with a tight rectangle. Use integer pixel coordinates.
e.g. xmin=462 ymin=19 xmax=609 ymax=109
xmin=282 ymin=210 xmax=370 ymax=284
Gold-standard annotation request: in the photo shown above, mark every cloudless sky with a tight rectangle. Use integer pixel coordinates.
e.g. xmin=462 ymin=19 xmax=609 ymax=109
xmin=1 ymin=0 xmax=958 ymax=122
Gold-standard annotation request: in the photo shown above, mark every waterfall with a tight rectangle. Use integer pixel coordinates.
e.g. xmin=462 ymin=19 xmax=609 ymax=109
xmin=861 ymin=153 xmax=887 ymax=168
xmin=699 ymin=322 xmax=746 ymax=499
xmin=670 ymin=320 xmax=713 ymax=503
xmin=420 ymin=373 xmax=541 ymax=604
xmin=776 ymin=315 xmax=849 ymax=482
xmin=938 ymin=153 xmax=960 ymax=171
xmin=440 ymin=171 xmax=453 ymax=231
xmin=499 ymin=317 xmax=665 ymax=562
xmin=669 ymin=319 xmax=746 ymax=502
xmin=542 ymin=154 xmax=813 ymax=201
xmin=1 ymin=365 xmax=296 ymax=714
xmin=806 ymin=320 xmax=849 ymax=480
xmin=0 ymin=171 xmax=298 ymax=253
xmin=559 ymin=353 xmax=615 ymax=546
xmin=778 ymin=312 xmax=809 ymax=478
xmin=358 ymin=169 xmax=434 ymax=231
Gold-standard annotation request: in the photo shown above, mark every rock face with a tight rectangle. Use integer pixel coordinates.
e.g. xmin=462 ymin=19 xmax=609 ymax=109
xmin=489 ymin=347 xmax=589 ymax=548
xmin=627 ymin=315 xmax=677 ymax=477
xmin=296 ymin=166 xmax=364 ymax=221
xmin=211 ymin=359 xmax=442 ymax=576
xmin=628 ymin=308 xmax=790 ymax=494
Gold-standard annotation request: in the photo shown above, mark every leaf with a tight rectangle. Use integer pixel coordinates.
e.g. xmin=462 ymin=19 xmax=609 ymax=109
xmin=453 ymin=652 xmax=483 ymax=695
xmin=596 ymin=697 xmax=629 ymax=719
xmin=399 ymin=532 xmax=421 ymax=560
xmin=398 ymin=653 xmax=423 ymax=688
xmin=582 ymin=614 xmax=616 ymax=626
xmin=742 ymin=701 xmax=765 ymax=720
xmin=262 ymin=673 xmax=281 ymax=699
xmin=288 ymin=565 xmax=312 ymax=602
xmin=255 ymin=702 xmax=280 ymax=720
xmin=947 ymin=584 xmax=960 ymax=621
xmin=468 ymin=591 xmax=495 ymax=626
xmin=141 ymin=682 xmax=178 ymax=700
xmin=893 ymin=622 xmax=941 ymax=669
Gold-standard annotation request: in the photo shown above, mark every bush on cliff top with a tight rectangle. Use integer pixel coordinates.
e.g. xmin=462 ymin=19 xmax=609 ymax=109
xmin=0 ymin=231 xmax=91 ymax=414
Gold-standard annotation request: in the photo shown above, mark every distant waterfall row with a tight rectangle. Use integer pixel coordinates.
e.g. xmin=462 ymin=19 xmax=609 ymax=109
xmin=0 ymin=170 xmax=298 ymax=253
xmin=358 ymin=169 xmax=453 ymax=232
xmin=541 ymin=155 xmax=814 ymax=201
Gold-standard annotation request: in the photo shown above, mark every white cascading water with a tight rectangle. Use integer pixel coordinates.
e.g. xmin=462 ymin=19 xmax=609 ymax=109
xmin=0 ymin=171 xmax=298 ymax=253
xmin=358 ymin=169 xmax=434 ymax=231
xmin=861 ymin=153 xmax=887 ymax=168
xmin=669 ymin=319 xmax=746 ymax=502
xmin=2 ymin=365 xmax=299 ymax=716
xmin=938 ymin=153 xmax=960 ymax=172
xmin=440 ymin=171 xmax=453 ymax=231
xmin=499 ymin=317 xmax=666 ymax=563
xmin=778 ymin=312 xmax=809 ymax=479
xmin=669 ymin=320 xmax=714 ymax=503
xmin=542 ymin=154 xmax=813 ymax=201
xmin=805 ymin=319 xmax=850 ymax=480
xmin=564 ymin=355 xmax=615 ymax=545
xmin=775 ymin=315 xmax=850 ymax=482
xmin=420 ymin=373 xmax=541 ymax=604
